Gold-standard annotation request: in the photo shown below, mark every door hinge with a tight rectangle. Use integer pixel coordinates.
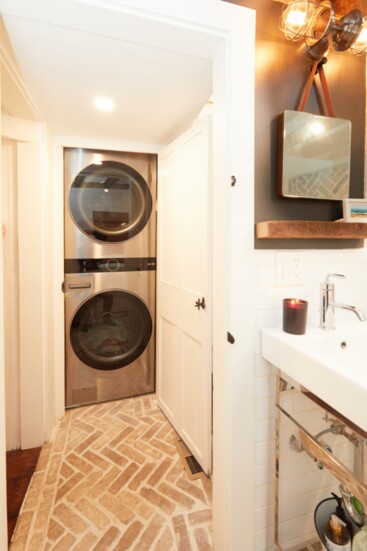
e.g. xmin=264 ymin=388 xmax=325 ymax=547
xmin=231 ymin=175 xmax=237 ymax=187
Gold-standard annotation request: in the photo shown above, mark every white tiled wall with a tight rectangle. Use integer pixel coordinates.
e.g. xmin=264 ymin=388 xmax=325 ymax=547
xmin=253 ymin=246 xmax=367 ymax=551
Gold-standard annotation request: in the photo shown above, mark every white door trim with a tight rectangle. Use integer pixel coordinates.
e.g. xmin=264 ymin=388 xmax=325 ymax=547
xmin=1 ymin=115 xmax=46 ymax=449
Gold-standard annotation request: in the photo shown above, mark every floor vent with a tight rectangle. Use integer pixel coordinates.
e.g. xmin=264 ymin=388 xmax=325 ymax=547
xmin=175 ymin=438 xmax=205 ymax=480
xmin=186 ymin=454 xmax=203 ymax=476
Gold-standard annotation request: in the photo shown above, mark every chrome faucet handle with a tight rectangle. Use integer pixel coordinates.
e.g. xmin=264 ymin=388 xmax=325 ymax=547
xmin=325 ymin=273 xmax=345 ymax=284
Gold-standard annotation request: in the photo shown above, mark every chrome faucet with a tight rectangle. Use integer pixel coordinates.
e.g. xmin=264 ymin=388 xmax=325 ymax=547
xmin=320 ymin=273 xmax=367 ymax=330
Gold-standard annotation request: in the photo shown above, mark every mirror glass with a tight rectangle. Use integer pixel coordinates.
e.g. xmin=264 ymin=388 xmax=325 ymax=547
xmin=278 ymin=110 xmax=352 ymax=200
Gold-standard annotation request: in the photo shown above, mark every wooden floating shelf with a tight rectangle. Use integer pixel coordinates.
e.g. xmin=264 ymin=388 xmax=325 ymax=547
xmin=256 ymin=220 xmax=367 ymax=239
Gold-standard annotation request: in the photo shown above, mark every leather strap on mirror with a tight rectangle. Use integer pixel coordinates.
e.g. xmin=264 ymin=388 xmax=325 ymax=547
xmin=297 ymin=59 xmax=335 ymax=117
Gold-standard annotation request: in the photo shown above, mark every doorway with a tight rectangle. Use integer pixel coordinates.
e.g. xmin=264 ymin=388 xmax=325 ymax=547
xmin=1 ymin=138 xmax=20 ymax=452
xmin=0 ymin=2 xmax=256 ymax=549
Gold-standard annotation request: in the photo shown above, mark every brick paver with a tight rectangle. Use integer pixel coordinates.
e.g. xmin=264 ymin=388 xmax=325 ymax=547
xmin=9 ymin=395 xmax=213 ymax=550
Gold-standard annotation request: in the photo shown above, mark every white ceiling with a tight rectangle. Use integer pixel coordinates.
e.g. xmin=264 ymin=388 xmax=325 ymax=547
xmin=0 ymin=1 xmax=214 ymax=145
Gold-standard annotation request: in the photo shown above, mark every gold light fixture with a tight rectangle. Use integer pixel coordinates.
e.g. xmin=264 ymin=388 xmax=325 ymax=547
xmin=278 ymin=0 xmax=367 ymax=60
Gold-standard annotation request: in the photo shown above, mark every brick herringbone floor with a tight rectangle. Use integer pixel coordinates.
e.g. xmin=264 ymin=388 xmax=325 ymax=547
xmin=10 ymin=394 xmax=213 ymax=550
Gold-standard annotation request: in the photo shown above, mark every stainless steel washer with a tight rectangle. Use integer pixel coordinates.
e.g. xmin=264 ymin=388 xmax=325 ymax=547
xmin=64 ymin=148 xmax=157 ymax=259
xmin=64 ymin=258 xmax=156 ymax=407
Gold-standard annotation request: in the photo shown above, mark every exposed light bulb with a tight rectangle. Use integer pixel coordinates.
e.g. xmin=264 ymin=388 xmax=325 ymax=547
xmin=280 ymin=2 xmax=313 ymax=41
xmin=359 ymin=27 xmax=367 ymax=43
xmin=349 ymin=20 xmax=367 ymax=55
xmin=287 ymin=7 xmax=307 ymax=27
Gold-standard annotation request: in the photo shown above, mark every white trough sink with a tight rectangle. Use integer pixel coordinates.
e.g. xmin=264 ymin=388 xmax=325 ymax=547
xmin=262 ymin=320 xmax=367 ymax=433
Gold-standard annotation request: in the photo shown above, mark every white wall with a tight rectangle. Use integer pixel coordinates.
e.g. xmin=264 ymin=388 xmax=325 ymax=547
xmin=253 ymin=245 xmax=367 ymax=550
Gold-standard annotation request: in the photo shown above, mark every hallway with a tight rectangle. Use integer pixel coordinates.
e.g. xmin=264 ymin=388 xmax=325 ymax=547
xmin=9 ymin=394 xmax=212 ymax=550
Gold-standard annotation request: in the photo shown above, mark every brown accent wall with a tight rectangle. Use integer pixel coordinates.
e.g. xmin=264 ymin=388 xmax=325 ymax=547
xmin=334 ymin=0 xmax=367 ymax=15
xmin=225 ymin=0 xmax=366 ymax=249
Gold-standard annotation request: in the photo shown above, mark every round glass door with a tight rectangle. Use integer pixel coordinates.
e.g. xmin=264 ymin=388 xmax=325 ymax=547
xmin=70 ymin=290 xmax=152 ymax=370
xmin=68 ymin=160 xmax=153 ymax=243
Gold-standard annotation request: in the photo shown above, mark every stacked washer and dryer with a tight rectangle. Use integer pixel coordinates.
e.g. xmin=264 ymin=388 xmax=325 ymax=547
xmin=64 ymin=148 xmax=157 ymax=408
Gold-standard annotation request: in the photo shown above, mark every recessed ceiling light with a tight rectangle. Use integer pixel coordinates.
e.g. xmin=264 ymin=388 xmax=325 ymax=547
xmin=94 ymin=96 xmax=115 ymax=112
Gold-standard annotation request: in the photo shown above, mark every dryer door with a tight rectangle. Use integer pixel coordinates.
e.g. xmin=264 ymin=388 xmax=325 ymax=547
xmin=68 ymin=160 xmax=153 ymax=243
xmin=70 ymin=289 xmax=152 ymax=370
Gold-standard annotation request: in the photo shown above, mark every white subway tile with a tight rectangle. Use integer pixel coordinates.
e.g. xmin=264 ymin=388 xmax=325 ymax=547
xmin=255 ymin=462 xmax=275 ymax=487
xmin=254 ymin=374 xmax=276 ymax=399
xmin=279 ymin=512 xmax=317 ymax=550
xmin=255 ymin=354 xmax=274 ymax=377
xmin=278 ymin=434 xmax=299 ymax=462
xmin=279 ymin=477 xmax=294 ymax=500
xmin=254 ymin=504 xmax=275 ymax=531
xmin=293 ymin=393 xmax=315 ymax=413
xmin=255 ymin=440 xmax=276 ymax=466
xmin=254 ymin=250 xmax=276 ymax=266
xmin=278 ymin=517 xmax=296 ymax=547
xmin=278 ymin=490 xmax=329 ymax=523
xmin=255 ymin=482 xmax=275 ymax=509
xmin=279 ymin=452 xmax=319 ymax=478
xmin=254 ymin=418 xmax=275 ymax=443
xmin=254 ymin=330 xmax=262 ymax=355
xmin=256 ymin=308 xmax=281 ymax=331
xmin=254 ymin=288 xmax=284 ymax=311
xmin=254 ymin=396 xmax=276 ymax=421
xmin=346 ymin=280 xmax=367 ymax=301
xmin=291 ymin=469 xmax=338 ymax=495
xmin=255 ymin=525 xmax=275 ymax=551
xmin=256 ymin=264 xmax=276 ymax=287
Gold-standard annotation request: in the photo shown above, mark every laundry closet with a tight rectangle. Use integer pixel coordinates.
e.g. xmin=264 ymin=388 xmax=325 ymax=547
xmin=0 ymin=1 xmax=215 ymax=461
xmin=62 ymin=110 xmax=213 ymax=474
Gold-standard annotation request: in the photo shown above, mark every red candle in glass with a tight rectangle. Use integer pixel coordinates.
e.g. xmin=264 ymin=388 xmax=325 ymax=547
xmin=283 ymin=298 xmax=308 ymax=335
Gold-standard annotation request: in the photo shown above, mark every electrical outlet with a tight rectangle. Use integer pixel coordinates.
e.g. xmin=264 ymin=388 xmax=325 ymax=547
xmin=276 ymin=252 xmax=305 ymax=286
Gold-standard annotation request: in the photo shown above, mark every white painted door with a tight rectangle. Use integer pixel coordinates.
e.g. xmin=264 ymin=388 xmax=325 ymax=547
xmin=157 ymin=115 xmax=212 ymax=474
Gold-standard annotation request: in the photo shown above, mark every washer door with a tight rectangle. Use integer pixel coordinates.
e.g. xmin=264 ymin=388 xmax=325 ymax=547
xmin=70 ymin=290 xmax=152 ymax=370
xmin=68 ymin=160 xmax=153 ymax=243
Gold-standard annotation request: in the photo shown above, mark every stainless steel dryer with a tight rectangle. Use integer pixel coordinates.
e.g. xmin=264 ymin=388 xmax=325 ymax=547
xmin=64 ymin=148 xmax=157 ymax=259
xmin=64 ymin=257 xmax=156 ymax=407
